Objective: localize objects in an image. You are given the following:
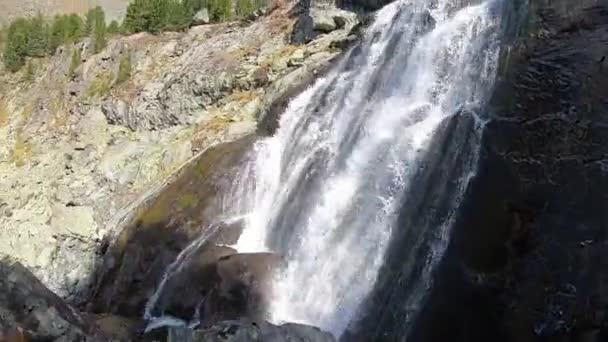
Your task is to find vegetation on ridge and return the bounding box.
[1,0,268,72]
[2,7,108,72]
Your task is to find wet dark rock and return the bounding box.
[337,0,393,12]
[208,253,284,323]
[0,257,102,341]
[292,14,316,44]
[89,136,255,318]
[153,245,237,320]
[167,320,335,342]
[406,1,608,342]
[93,315,140,341]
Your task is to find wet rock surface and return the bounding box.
[167,320,335,342]
[0,257,102,341]
[89,136,255,318]
[407,1,608,342]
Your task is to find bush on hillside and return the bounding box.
[2,8,115,72]
[48,14,85,54]
[107,20,121,34]
[116,51,132,84]
[124,0,195,34]
[4,18,31,72]
[26,15,48,57]
[68,48,82,78]
[86,7,107,53]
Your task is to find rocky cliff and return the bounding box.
[406,1,608,341]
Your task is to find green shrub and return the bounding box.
[236,0,256,18]
[23,60,35,82]
[124,0,211,34]
[86,73,112,98]
[68,48,82,78]
[208,0,232,21]
[26,15,49,57]
[48,14,84,54]
[107,20,121,34]
[116,52,132,84]
[4,18,30,72]
[86,7,107,53]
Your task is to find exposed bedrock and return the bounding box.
[408,1,608,342]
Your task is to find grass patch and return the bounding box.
[11,130,33,167]
[177,193,199,210]
[21,103,34,120]
[231,89,258,103]
[86,73,113,98]
[140,199,170,227]
[115,52,132,85]
[0,102,9,127]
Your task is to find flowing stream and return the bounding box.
[233,0,504,337]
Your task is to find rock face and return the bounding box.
[168,321,335,342]
[0,257,101,341]
[402,1,608,342]
[89,137,255,318]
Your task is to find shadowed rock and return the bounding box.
[0,257,103,341]
[168,320,335,342]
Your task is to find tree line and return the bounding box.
[2,7,109,72]
[2,0,267,72]
[122,0,266,34]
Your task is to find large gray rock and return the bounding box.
[311,10,337,33]
[168,320,335,342]
[192,8,210,25]
[258,52,338,135]
[0,257,101,341]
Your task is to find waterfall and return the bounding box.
[233,0,504,338]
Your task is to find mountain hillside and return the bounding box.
[0,0,129,25]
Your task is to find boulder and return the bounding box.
[192,9,210,26]
[258,52,338,135]
[212,252,283,319]
[152,245,237,320]
[311,10,337,33]
[101,99,135,130]
[168,320,335,342]
[89,137,256,317]
[291,14,316,44]
[0,257,101,341]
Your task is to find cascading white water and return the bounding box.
[232,0,504,337]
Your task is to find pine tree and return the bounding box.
[66,14,85,42]
[123,0,150,33]
[116,51,132,84]
[4,19,30,72]
[68,48,81,78]
[92,7,107,53]
[48,15,66,54]
[26,15,48,57]
[85,8,96,35]
[209,0,232,21]
[165,0,193,31]
[107,20,120,34]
